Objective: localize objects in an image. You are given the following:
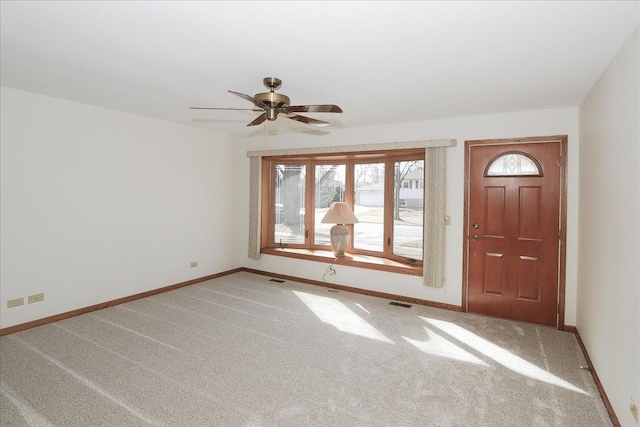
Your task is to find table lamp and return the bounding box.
[321,202,359,257]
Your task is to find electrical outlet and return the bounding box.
[631,396,638,424]
[7,298,24,308]
[28,293,44,304]
[190,261,198,268]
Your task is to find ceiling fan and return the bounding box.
[190,77,343,127]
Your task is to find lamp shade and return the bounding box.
[321,202,359,224]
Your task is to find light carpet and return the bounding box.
[0,271,612,426]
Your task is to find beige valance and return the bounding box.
[247,139,456,158]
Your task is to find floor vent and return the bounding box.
[269,278,285,283]
[389,302,412,308]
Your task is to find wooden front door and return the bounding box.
[465,139,564,327]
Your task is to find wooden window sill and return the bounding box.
[260,247,423,276]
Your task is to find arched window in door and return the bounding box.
[484,151,543,177]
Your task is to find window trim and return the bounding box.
[261,149,426,268]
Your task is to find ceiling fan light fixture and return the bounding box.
[266,108,278,121]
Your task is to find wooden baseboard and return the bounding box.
[564,325,620,427]
[241,267,463,312]
[0,268,243,336]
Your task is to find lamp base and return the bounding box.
[329,224,350,257]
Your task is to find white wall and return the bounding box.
[578,26,639,426]
[0,87,237,329]
[235,107,580,325]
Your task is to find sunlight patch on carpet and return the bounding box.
[403,327,488,366]
[293,291,394,344]
[421,317,589,395]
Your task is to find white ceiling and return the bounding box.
[1,1,638,137]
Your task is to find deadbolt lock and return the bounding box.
[472,223,479,229]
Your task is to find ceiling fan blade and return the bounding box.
[247,113,267,127]
[190,107,262,111]
[228,90,256,103]
[228,90,270,110]
[281,112,330,127]
[285,105,343,113]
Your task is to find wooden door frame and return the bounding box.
[462,135,568,329]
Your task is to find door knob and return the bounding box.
[472,235,480,241]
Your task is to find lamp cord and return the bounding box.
[322,258,338,292]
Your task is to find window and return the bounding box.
[354,162,385,252]
[394,160,424,261]
[485,151,542,177]
[315,164,346,246]
[273,163,306,245]
[249,140,452,284]
[262,150,425,266]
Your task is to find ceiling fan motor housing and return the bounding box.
[254,92,290,120]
